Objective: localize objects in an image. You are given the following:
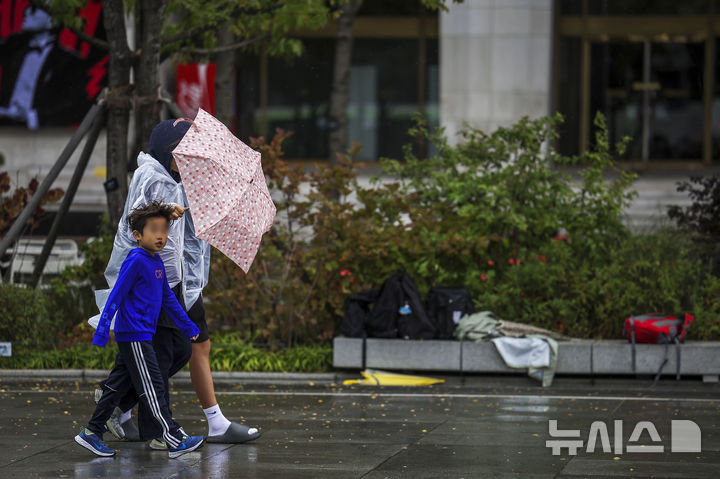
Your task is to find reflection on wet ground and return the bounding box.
[0,376,718,478]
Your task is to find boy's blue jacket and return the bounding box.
[92,248,200,347]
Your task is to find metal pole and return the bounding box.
[30,108,107,288]
[0,101,104,259]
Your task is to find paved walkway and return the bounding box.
[0,376,718,478]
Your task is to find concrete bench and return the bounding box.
[333,337,720,383]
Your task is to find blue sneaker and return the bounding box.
[74,428,116,457]
[168,435,204,458]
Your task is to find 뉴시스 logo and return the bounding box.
[546,419,701,455]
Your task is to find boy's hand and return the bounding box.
[170,206,187,219]
[190,334,199,341]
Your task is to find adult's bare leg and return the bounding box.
[189,338,261,443]
[189,339,216,408]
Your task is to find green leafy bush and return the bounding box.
[207,113,660,342]
[0,284,54,345]
[0,336,332,372]
[45,215,115,343]
[474,231,712,339]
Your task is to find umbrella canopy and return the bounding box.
[172,108,276,273]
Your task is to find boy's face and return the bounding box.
[132,216,169,254]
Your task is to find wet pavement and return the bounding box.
[0,375,718,478]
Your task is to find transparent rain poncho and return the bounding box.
[181,185,211,310]
[89,151,209,328]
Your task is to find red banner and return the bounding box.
[175,63,216,118]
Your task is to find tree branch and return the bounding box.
[27,0,110,51]
[185,34,267,56]
[160,3,284,48]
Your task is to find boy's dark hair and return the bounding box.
[127,201,174,234]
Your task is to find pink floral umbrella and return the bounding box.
[172,108,276,273]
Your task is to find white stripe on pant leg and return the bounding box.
[132,342,180,448]
[129,342,171,446]
[131,342,179,448]
[130,342,180,448]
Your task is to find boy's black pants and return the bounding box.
[88,341,184,448]
[102,326,191,440]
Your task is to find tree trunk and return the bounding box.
[134,0,169,158]
[102,0,132,228]
[327,0,362,166]
[214,27,236,129]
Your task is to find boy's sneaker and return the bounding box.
[74,428,116,457]
[168,435,204,459]
[148,438,167,450]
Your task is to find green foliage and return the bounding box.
[205,131,360,346]
[44,215,115,342]
[668,175,720,276]
[162,0,331,59]
[473,231,713,339]
[205,113,720,342]
[0,284,54,345]
[0,335,332,372]
[0,341,117,370]
[209,336,332,372]
[46,0,332,61]
[379,113,636,285]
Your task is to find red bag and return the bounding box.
[624,313,694,387]
[624,313,694,344]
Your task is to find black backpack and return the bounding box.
[427,286,475,339]
[340,289,379,338]
[370,272,436,340]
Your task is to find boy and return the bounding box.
[74,201,203,458]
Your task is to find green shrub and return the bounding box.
[0,284,54,345]
[206,113,645,342]
[0,336,332,372]
[45,215,115,342]
[473,231,713,339]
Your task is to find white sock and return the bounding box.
[203,404,231,436]
[121,409,132,424]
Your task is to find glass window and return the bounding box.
[352,38,419,159]
[648,42,704,160]
[589,41,703,161]
[559,0,583,15]
[588,0,710,15]
[265,39,334,159]
[358,0,420,17]
[556,37,582,156]
[245,36,437,160]
[590,42,645,159]
[710,39,720,158]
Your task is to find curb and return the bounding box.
[0,369,352,385]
